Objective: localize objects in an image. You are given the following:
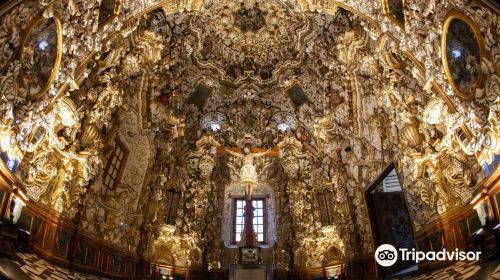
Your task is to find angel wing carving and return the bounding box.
[226,162,240,179]
[257,160,274,179]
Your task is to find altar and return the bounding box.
[229,264,272,280]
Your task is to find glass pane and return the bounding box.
[234,198,268,243]
[256,209,263,217]
[237,200,244,207]
[257,225,263,233]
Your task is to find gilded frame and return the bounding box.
[17,15,63,100]
[495,192,500,223]
[441,11,486,100]
[26,125,46,152]
[381,0,405,29]
[0,188,5,217]
[454,123,475,155]
[98,0,123,29]
[377,34,404,70]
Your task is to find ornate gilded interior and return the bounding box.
[0,0,498,279]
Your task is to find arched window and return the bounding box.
[233,198,267,243]
[103,140,127,192]
[317,190,335,226]
[165,189,181,225]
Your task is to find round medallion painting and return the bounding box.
[442,13,485,99]
[19,16,62,99]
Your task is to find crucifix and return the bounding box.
[217,136,278,248]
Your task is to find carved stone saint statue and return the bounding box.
[225,144,270,199]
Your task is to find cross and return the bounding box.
[216,146,279,157]
[217,145,278,247]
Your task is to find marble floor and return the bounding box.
[0,252,109,280]
[401,259,500,280]
[1,251,499,279]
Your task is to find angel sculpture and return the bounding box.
[225,144,271,199]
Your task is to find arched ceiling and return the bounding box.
[139,2,364,145]
[0,0,498,271]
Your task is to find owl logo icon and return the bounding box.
[375,244,398,267]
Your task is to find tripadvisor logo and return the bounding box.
[374,244,481,267]
[375,244,398,267]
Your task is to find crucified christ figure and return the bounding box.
[225,145,270,199]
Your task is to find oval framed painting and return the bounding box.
[441,11,486,99]
[17,15,63,100]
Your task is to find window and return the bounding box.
[233,198,266,243]
[277,123,291,133]
[317,191,335,226]
[201,112,226,133]
[103,141,126,191]
[165,190,181,225]
[30,126,45,146]
[271,112,297,133]
[0,152,18,172]
[6,159,18,172]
